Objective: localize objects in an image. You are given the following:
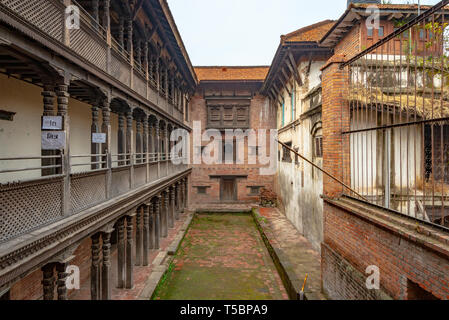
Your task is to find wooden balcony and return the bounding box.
[0,0,184,122]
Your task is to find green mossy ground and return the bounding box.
[153,213,287,300]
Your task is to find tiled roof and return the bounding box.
[194,66,270,81]
[350,3,438,10]
[281,20,335,43]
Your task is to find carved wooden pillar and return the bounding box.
[156,58,160,92]
[169,186,175,228]
[149,54,154,82]
[183,178,189,209]
[164,127,169,163]
[136,40,142,66]
[184,177,188,209]
[56,83,70,216]
[165,67,169,99]
[181,179,186,211]
[144,42,149,79]
[91,106,100,170]
[135,207,142,266]
[148,123,154,162]
[101,100,111,170]
[143,119,149,165]
[162,191,169,238]
[56,84,69,117]
[154,196,161,249]
[143,205,150,266]
[101,231,112,300]
[41,264,55,300]
[119,17,125,49]
[125,215,134,289]
[118,113,126,166]
[56,262,69,300]
[116,218,125,289]
[149,202,155,249]
[170,76,175,103]
[126,111,133,166]
[155,124,160,162]
[55,83,69,177]
[126,18,133,58]
[91,233,101,300]
[135,118,142,164]
[93,0,99,24]
[41,84,56,177]
[102,0,110,32]
[176,182,181,219]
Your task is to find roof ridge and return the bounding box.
[194,66,270,69]
[282,19,335,39]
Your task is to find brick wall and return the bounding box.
[188,84,276,206]
[321,19,449,300]
[322,201,449,300]
[334,23,360,58]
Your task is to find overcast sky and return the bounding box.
[167,0,441,66]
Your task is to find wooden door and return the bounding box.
[221,178,236,202]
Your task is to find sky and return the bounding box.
[167,0,441,67]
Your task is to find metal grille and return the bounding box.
[1,0,63,41]
[70,172,106,214]
[0,179,63,243]
[70,27,107,70]
[342,1,449,228]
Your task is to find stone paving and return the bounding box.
[255,207,326,300]
[153,213,289,300]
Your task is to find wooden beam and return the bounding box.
[132,0,145,20]
[287,50,303,87]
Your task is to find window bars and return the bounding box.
[341,0,449,228]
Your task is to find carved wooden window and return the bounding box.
[223,106,234,127]
[207,105,249,128]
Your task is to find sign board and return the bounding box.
[42,116,63,130]
[92,133,107,144]
[42,131,66,150]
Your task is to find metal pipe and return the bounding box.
[276,139,368,201]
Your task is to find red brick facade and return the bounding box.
[321,13,449,300]
[188,76,277,207]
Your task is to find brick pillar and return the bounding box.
[321,58,350,199]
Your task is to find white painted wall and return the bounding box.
[276,59,326,252]
[0,74,127,182]
[0,74,45,183]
